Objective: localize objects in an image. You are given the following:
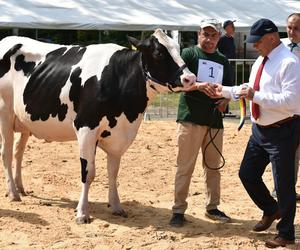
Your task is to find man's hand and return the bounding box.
[215,98,230,113]
[196,82,218,97]
[212,83,224,98]
[212,83,251,100]
[185,82,216,96]
[185,81,223,98]
[238,86,255,100]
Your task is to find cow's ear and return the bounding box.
[127,36,145,51]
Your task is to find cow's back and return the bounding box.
[0,36,125,141]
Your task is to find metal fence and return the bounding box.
[144,59,256,120]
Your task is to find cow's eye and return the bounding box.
[153,50,164,60]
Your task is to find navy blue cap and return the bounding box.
[223,20,235,29]
[246,18,278,43]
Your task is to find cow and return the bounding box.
[0,29,196,224]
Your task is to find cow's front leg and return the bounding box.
[13,132,30,195]
[107,153,127,217]
[75,128,97,224]
[0,118,20,201]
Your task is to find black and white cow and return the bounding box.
[0,29,196,223]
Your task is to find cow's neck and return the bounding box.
[145,80,163,105]
[140,56,170,106]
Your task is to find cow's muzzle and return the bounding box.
[180,71,196,88]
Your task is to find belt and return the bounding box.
[257,115,300,129]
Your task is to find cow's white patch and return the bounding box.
[98,112,143,156]
[77,44,124,86]
[153,29,184,68]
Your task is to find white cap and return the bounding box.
[200,18,222,32]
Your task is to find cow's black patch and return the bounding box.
[15,54,36,76]
[80,157,88,183]
[69,66,82,113]
[101,130,111,138]
[70,49,148,131]
[23,46,86,121]
[0,43,22,78]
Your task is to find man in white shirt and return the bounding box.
[219,18,300,248]
[282,13,300,57]
[272,13,300,200]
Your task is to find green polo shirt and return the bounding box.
[177,46,233,128]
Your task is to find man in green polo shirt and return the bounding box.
[170,18,233,227]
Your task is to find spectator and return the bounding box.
[218,20,236,59]
[218,20,236,113]
[272,13,300,200]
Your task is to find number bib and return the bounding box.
[197,59,224,84]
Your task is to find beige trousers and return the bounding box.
[172,122,224,213]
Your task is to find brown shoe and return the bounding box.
[265,236,295,248]
[253,211,281,232]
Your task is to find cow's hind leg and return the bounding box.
[107,153,127,217]
[75,129,97,224]
[13,132,30,195]
[0,117,20,201]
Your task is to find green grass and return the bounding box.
[150,93,248,112]
[151,93,180,107]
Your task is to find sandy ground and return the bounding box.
[0,119,300,250]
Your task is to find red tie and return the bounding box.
[252,56,268,120]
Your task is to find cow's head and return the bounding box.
[128,29,196,92]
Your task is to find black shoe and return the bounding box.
[169,213,186,227]
[205,209,231,223]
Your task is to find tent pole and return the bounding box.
[12,28,19,36]
[98,31,102,43]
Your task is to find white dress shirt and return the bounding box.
[281,37,300,58]
[222,43,300,126]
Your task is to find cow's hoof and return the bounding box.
[17,188,27,196]
[9,194,22,202]
[5,191,21,201]
[20,192,27,197]
[76,216,92,224]
[112,209,128,218]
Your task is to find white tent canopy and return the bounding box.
[0,0,300,32]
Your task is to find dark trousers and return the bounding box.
[239,118,300,240]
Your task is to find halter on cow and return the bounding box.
[0,29,196,223]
